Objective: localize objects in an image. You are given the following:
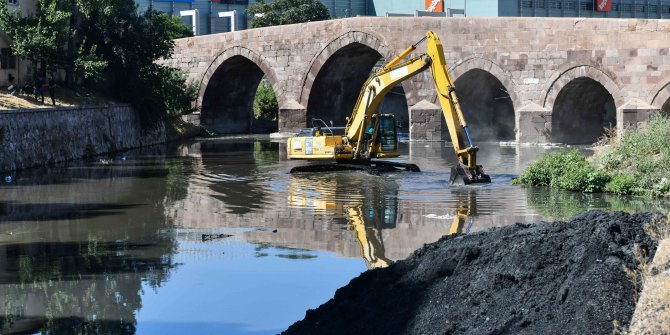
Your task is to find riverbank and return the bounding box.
[0,105,165,172]
[284,211,663,335]
[0,88,106,110]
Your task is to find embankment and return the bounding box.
[0,105,165,172]
[284,211,661,335]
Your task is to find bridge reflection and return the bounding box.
[168,139,509,267]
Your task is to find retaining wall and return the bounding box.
[0,105,165,172]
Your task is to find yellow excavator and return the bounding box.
[287,31,491,185]
[287,174,477,269]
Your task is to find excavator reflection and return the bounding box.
[288,175,477,269]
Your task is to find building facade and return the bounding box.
[135,0,369,35]
[368,0,670,18]
[505,0,670,18]
[0,0,36,87]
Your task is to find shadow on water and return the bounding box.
[0,144,195,187]
[0,238,178,334]
[198,140,278,215]
[0,202,142,222]
[0,143,192,335]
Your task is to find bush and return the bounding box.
[515,115,670,197]
[554,165,611,193]
[513,150,589,186]
[253,80,278,121]
[605,174,641,195]
[514,150,610,193]
[596,115,670,196]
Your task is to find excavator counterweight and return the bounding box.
[287,31,491,185]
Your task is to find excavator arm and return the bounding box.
[288,31,490,185]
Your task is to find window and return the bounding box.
[564,1,575,10]
[635,4,646,12]
[521,0,533,8]
[7,0,17,5]
[663,5,670,14]
[1,48,16,70]
[550,1,562,9]
[579,1,592,10]
[534,0,545,9]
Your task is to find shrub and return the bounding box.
[516,115,670,197]
[554,164,611,193]
[513,150,589,187]
[605,174,641,195]
[514,150,611,193]
[253,80,278,121]
[596,115,670,196]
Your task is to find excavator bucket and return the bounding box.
[449,163,491,185]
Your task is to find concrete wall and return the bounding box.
[0,105,165,172]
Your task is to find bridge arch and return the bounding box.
[198,46,281,134]
[651,81,670,115]
[299,31,411,128]
[448,57,519,141]
[543,65,622,144]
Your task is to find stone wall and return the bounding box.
[166,17,670,143]
[0,105,165,172]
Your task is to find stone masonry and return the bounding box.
[0,105,165,172]
[164,17,670,143]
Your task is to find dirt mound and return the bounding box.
[284,211,660,335]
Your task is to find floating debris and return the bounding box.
[201,233,233,242]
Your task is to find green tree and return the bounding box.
[2,0,197,125]
[247,0,330,28]
[0,0,72,71]
[253,80,278,121]
[71,2,196,124]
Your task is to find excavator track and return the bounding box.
[290,160,420,175]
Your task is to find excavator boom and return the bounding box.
[287,31,491,185]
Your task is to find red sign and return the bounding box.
[425,0,443,12]
[595,0,612,12]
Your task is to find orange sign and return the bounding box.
[425,0,444,12]
[595,0,612,12]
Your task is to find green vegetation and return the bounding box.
[515,115,670,197]
[598,115,670,196]
[247,0,331,28]
[0,0,71,70]
[253,80,278,121]
[0,0,196,127]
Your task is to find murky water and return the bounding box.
[1,137,668,334]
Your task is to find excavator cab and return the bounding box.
[363,114,399,159]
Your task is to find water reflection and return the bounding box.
[287,174,398,269]
[0,146,180,334]
[525,187,670,219]
[287,174,483,269]
[2,137,669,334]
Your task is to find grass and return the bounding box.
[619,218,670,335]
[515,115,670,197]
[0,86,107,110]
[624,244,651,304]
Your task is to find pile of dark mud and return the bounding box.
[284,211,660,335]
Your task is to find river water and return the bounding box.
[0,136,668,334]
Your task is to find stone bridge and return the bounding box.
[165,17,670,144]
